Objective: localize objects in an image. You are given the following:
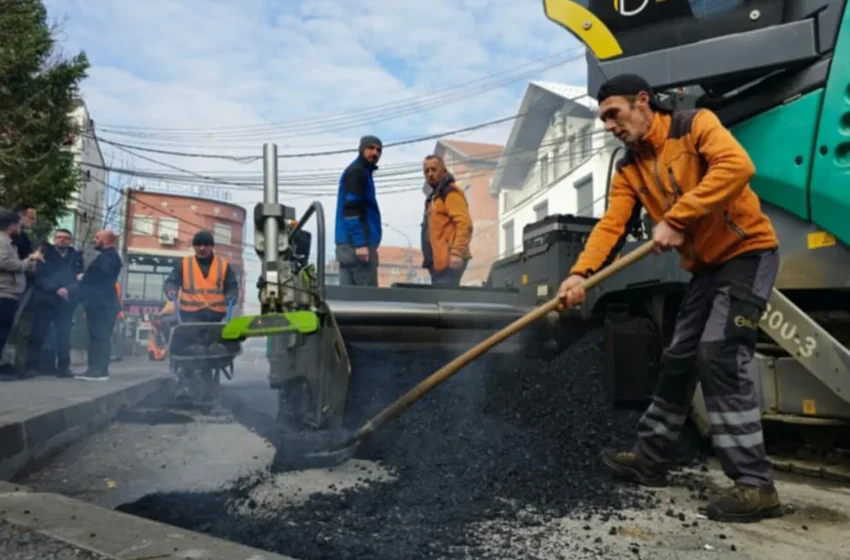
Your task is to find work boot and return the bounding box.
[600,448,668,487]
[702,483,783,523]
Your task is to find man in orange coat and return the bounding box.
[420,155,473,287]
[558,74,781,523]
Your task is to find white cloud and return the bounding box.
[44,0,589,282]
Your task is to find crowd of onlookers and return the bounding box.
[0,203,123,382]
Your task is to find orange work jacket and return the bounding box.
[115,282,125,319]
[425,180,473,272]
[178,255,229,314]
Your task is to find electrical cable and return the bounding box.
[83,88,598,162]
[97,48,584,138]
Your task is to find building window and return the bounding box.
[134,215,154,236]
[580,124,593,159]
[503,220,515,257]
[158,217,179,238]
[574,175,594,217]
[126,272,147,299]
[126,271,169,301]
[540,155,549,188]
[553,147,561,178]
[214,223,232,245]
[568,134,577,169]
[144,273,164,300]
[534,200,549,222]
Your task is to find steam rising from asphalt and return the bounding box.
[119,330,707,559]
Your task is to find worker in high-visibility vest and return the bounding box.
[148,299,176,360]
[115,282,125,320]
[163,230,238,323]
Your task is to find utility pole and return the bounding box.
[382,222,415,282]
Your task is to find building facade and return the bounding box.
[432,139,502,285]
[55,99,107,254]
[377,246,429,286]
[490,81,620,257]
[118,189,247,348]
[326,246,429,288]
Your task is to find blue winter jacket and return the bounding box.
[334,156,382,247]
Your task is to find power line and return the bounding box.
[84,88,597,162]
[96,48,583,138]
[80,136,610,203]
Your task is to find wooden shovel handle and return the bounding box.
[355,240,656,439]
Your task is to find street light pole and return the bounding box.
[382,222,415,282]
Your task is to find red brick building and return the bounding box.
[432,139,502,285]
[377,246,429,286]
[118,189,247,347]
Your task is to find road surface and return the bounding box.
[15,344,850,560]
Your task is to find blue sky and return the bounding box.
[43,0,588,279]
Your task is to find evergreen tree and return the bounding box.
[0,0,90,229]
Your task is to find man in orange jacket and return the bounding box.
[558,74,781,523]
[420,154,473,287]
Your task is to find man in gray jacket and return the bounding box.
[0,209,43,378]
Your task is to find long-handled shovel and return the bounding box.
[299,240,656,467]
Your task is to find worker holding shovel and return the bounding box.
[559,74,781,524]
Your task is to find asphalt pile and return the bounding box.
[118,329,708,559]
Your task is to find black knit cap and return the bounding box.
[596,74,673,114]
[359,134,382,152]
[192,230,215,246]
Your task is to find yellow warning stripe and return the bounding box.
[542,0,624,60]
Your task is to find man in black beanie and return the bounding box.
[559,73,782,523]
[164,229,239,323]
[334,134,383,286]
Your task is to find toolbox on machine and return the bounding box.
[487,214,598,305]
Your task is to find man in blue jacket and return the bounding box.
[334,135,383,286]
[22,228,83,378]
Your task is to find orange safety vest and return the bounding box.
[178,255,229,313]
[115,282,125,319]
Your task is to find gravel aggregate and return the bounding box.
[118,329,709,559]
[0,519,110,560]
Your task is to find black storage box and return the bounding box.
[487,214,598,305]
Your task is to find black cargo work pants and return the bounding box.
[26,302,75,373]
[429,259,469,287]
[336,244,379,287]
[633,248,779,489]
[0,297,20,357]
[84,303,119,375]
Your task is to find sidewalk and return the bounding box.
[0,359,171,480]
[0,481,295,560]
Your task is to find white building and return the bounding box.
[55,99,107,252]
[490,81,621,257]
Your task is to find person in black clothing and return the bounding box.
[163,230,239,323]
[10,203,35,260]
[76,230,123,381]
[22,228,83,378]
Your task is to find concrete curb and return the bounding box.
[0,375,169,481]
[0,481,296,559]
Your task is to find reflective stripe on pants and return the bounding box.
[633,249,779,488]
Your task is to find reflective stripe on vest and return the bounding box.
[115,282,125,319]
[178,255,228,313]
